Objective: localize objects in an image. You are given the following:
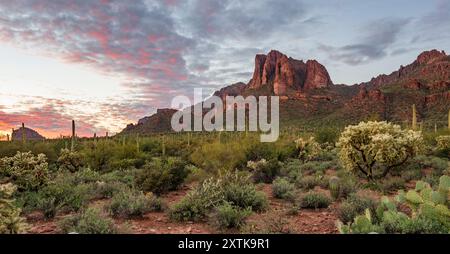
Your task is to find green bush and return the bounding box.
[279,159,302,182]
[135,157,189,195]
[222,174,268,212]
[314,128,339,145]
[380,177,406,194]
[337,194,378,224]
[249,159,280,183]
[211,202,252,229]
[414,155,449,174]
[0,151,49,191]
[108,189,162,218]
[170,172,267,221]
[91,181,126,199]
[169,177,224,221]
[296,175,319,190]
[57,149,83,172]
[299,192,331,209]
[272,177,295,200]
[58,208,117,234]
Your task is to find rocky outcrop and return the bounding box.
[11,127,45,141]
[122,108,178,134]
[213,82,247,101]
[248,50,332,95]
[416,50,447,65]
[304,60,333,90]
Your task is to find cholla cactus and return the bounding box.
[0,151,49,191]
[436,135,450,150]
[294,137,321,162]
[246,159,267,171]
[57,148,83,172]
[0,183,28,234]
[337,121,423,180]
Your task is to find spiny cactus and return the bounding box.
[411,104,417,130]
[71,120,76,152]
[21,123,26,144]
[0,183,28,234]
[136,134,140,153]
[329,176,340,200]
[448,108,450,130]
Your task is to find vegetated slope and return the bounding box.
[120,49,450,134]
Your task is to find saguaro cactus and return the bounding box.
[6,134,10,142]
[21,123,26,144]
[71,120,76,152]
[136,134,140,153]
[412,104,417,130]
[448,109,450,130]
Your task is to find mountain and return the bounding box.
[120,49,450,134]
[11,126,45,141]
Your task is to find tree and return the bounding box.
[337,121,423,180]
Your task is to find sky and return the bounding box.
[0,0,449,138]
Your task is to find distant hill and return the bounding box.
[11,126,45,141]
[120,49,450,135]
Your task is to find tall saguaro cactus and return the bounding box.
[21,123,26,144]
[448,109,450,130]
[71,120,76,152]
[412,104,417,130]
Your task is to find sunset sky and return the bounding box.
[0,0,449,138]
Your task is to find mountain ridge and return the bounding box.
[120,49,450,135]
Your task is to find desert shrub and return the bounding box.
[36,175,90,218]
[90,181,126,199]
[211,202,252,229]
[73,168,101,184]
[272,177,295,200]
[108,189,162,218]
[401,168,423,182]
[414,155,449,174]
[135,157,189,195]
[279,159,302,182]
[295,137,322,162]
[0,151,49,191]
[169,177,224,221]
[296,175,320,190]
[248,159,280,183]
[81,140,116,172]
[299,192,331,209]
[315,128,339,145]
[57,149,83,172]
[0,183,27,234]
[170,172,267,221]
[100,169,135,187]
[298,161,334,174]
[380,177,406,194]
[337,121,423,180]
[190,141,246,173]
[436,135,450,158]
[58,208,117,234]
[338,177,358,199]
[221,173,268,212]
[337,194,378,224]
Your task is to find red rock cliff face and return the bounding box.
[248,50,332,95]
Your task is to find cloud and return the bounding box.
[319,18,411,65]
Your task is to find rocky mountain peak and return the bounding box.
[416,49,447,64]
[248,50,332,95]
